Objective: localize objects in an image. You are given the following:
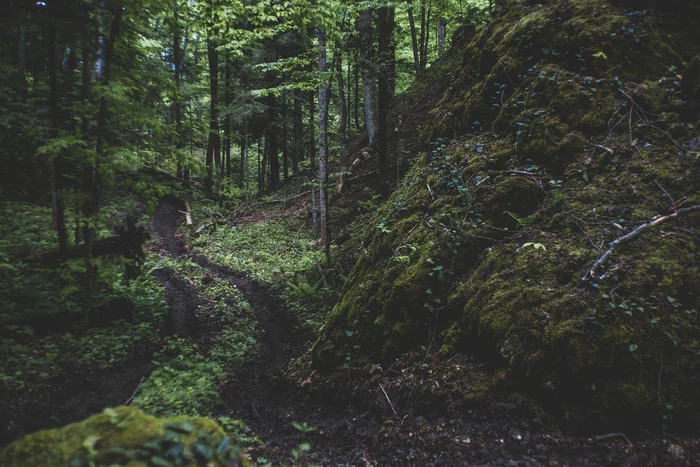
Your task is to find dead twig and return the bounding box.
[379,384,397,415]
[589,432,633,446]
[583,205,700,280]
[125,376,145,405]
[652,179,675,207]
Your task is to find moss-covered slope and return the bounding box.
[0,406,247,466]
[313,0,700,429]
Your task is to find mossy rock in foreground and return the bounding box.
[0,406,248,467]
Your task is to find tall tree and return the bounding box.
[317,27,330,260]
[204,1,219,194]
[334,47,347,155]
[377,5,395,182]
[358,8,377,145]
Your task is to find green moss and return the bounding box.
[315,0,700,428]
[0,406,247,467]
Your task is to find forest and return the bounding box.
[0,0,698,465]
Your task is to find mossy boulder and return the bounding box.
[315,0,700,430]
[0,406,247,467]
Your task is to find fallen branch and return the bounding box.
[379,384,397,415]
[125,376,145,405]
[589,432,633,446]
[583,205,700,280]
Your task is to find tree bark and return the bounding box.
[408,0,421,75]
[224,53,232,181]
[317,27,330,261]
[309,92,318,237]
[437,17,446,56]
[422,3,432,69]
[267,97,279,189]
[293,92,301,174]
[282,92,288,182]
[353,45,360,130]
[173,7,184,179]
[334,48,347,156]
[377,6,394,185]
[359,8,378,145]
[205,36,219,194]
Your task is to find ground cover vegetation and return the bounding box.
[1,0,699,465]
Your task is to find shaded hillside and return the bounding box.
[313,0,700,430]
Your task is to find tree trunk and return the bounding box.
[317,27,330,261]
[359,9,378,145]
[437,17,446,56]
[421,3,432,70]
[205,37,219,194]
[408,0,421,75]
[353,45,360,130]
[282,92,288,182]
[267,97,279,189]
[377,6,394,185]
[309,92,318,237]
[174,7,184,179]
[224,53,232,181]
[47,9,67,256]
[334,48,347,156]
[259,135,266,193]
[293,93,301,174]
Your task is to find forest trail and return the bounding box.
[151,196,359,464]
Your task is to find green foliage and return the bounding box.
[217,417,262,447]
[192,218,323,284]
[133,337,224,417]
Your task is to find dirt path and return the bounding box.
[150,197,700,466]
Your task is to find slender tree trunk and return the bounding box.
[267,97,279,189]
[173,7,184,179]
[240,130,246,188]
[293,93,301,174]
[282,92,288,181]
[419,3,426,71]
[334,48,347,156]
[47,10,67,256]
[346,46,352,131]
[205,37,219,194]
[422,3,432,70]
[353,45,360,130]
[224,53,231,181]
[377,6,394,185]
[359,8,378,145]
[258,135,265,193]
[437,17,446,56]
[408,0,421,75]
[317,28,330,260]
[309,92,318,237]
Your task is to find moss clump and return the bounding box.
[0,406,247,467]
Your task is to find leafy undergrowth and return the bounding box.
[313,0,700,432]
[0,202,169,445]
[192,215,323,285]
[133,255,260,418]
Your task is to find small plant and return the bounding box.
[520,242,546,252]
[291,421,316,434]
[217,417,262,447]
